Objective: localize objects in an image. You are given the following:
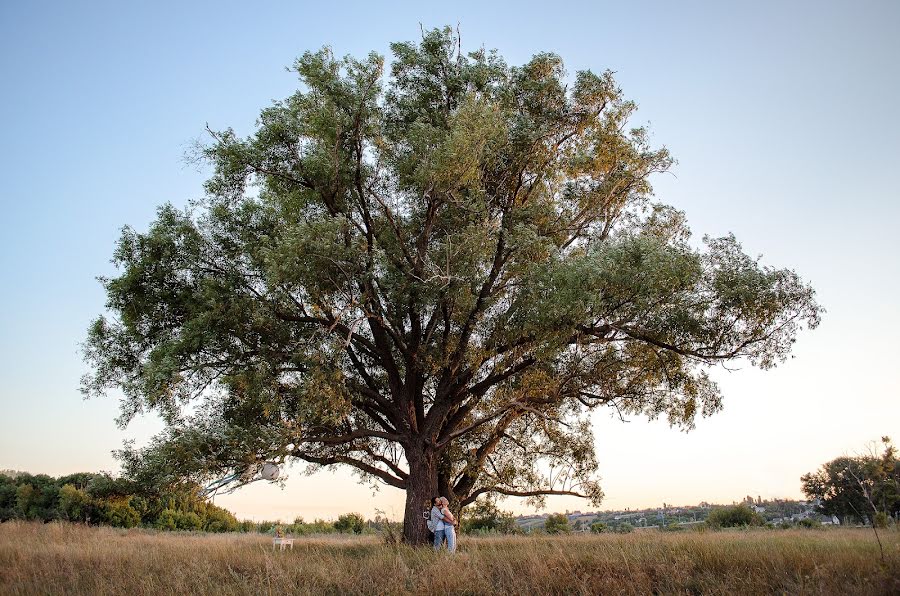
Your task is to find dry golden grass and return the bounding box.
[1,521,898,595]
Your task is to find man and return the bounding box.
[430,496,447,550]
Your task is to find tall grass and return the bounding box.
[1,521,897,594]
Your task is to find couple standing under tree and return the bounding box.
[429,497,457,552]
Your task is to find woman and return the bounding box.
[430,496,446,550]
[439,497,457,553]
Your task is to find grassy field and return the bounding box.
[1,522,898,595]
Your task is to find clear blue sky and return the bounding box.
[1,0,898,520]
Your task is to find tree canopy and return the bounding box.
[801,438,899,524]
[83,27,820,544]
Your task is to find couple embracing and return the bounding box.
[428,496,457,552]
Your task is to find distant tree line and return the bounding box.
[0,470,404,536]
[0,471,240,531]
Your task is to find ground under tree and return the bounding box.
[84,27,821,545]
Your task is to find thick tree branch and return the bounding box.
[295,453,407,489]
[461,486,589,507]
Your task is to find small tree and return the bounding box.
[176,510,203,531]
[102,498,141,528]
[58,484,91,522]
[0,476,16,521]
[589,520,607,533]
[544,513,571,534]
[156,509,178,530]
[15,484,37,520]
[204,506,240,532]
[461,496,519,534]
[797,517,822,529]
[334,512,366,534]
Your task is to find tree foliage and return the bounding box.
[801,438,899,524]
[334,512,366,534]
[0,471,238,531]
[83,27,820,543]
[544,512,571,534]
[706,504,764,529]
[460,496,519,534]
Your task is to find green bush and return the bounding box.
[0,470,256,533]
[614,523,634,534]
[309,519,336,534]
[797,517,823,529]
[15,484,37,519]
[590,521,608,533]
[544,513,571,534]
[176,511,203,531]
[461,498,520,535]
[205,507,239,532]
[57,485,90,522]
[155,509,178,531]
[103,499,141,528]
[706,505,764,529]
[334,513,366,534]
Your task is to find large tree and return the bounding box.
[801,438,899,524]
[84,28,820,544]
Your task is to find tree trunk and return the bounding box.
[402,449,438,545]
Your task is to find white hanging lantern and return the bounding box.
[260,462,280,480]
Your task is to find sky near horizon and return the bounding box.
[1,0,898,521]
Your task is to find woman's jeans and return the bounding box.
[433,528,446,550]
[444,525,457,552]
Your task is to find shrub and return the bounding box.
[176,511,203,531]
[873,512,891,529]
[103,499,141,528]
[0,476,17,521]
[544,513,571,534]
[798,517,823,529]
[590,521,608,533]
[306,519,336,534]
[58,484,90,522]
[204,507,239,532]
[707,505,764,529]
[334,513,366,534]
[614,523,634,534]
[461,498,520,534]
[155,509,178,531]
[15,484,37,519]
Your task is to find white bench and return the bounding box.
[273,537,294,551]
